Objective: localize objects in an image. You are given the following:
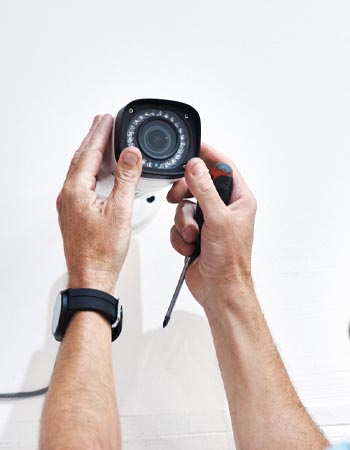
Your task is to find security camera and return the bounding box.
[97,99,201,229]
[114,98,201,198]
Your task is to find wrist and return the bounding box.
[68,270,117,296]
[204,284,268,348]
[67,310,112,338]
[203,279,258,322]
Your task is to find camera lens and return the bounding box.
[124,107,193,171]
[138,119,177,160]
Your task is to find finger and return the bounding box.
[105,147,142,221]
[200,142,253,203]
[70,114,114,189]
[199,142,231,169]
[167,142,252,204]
[65,115,102,182]
[166,141,225,203]
[80,115,103,153]
[167,178,193,204]
[166,141,231,204]
[170,225,195,257]
[184,158,227,224]
[174,200,199,243]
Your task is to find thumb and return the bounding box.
[185,158,226,224]
[107,147,142,219]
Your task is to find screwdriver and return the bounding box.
[163,162,234,328]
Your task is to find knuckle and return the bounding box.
[170,226,179,244]
[175,200,194,230]
[199,177,214,194]
[247,194,257,213]
[252,196,257,212]
[60,182,76,200]
[170,226,178,248]
[70,149,81,166]
[73,148,81,159]
[175,202,183,215]
[116,168,138,185]
[56,191,62,209]
[174,215,182,232]
[183,199,196,210]
[182,224,197,243]
[167,190,177,204]
[175,200,187,218]
[170,226,191,256]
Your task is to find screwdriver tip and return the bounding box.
[163,316,170,328]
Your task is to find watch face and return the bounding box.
[52,292,62,336]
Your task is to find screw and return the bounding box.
[184,113,189,119]
[129,107,134,114]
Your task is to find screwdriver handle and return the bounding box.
[191,162,234,261]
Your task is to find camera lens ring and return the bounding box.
[126,109,190,170]
[137,119,178,160]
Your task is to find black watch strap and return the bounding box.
[66,288,123,341]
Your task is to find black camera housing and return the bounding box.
[114,99,201,179]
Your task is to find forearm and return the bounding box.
[40,311,120,450]
[205,284,329,450]
[41,115,142,449]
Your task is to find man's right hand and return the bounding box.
[168,144,330,450]
[167,143,257,313]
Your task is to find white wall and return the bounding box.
[0,0,349,448]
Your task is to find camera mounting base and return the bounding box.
[131,194,162,232]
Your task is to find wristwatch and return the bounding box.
[52,288,123,342]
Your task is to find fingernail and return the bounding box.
[191,160,207,176]
[122,151,139,166]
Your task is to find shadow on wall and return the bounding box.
[1,239,234,450]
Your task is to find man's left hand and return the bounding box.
[56,114,142,295]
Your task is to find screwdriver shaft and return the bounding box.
[162,256,191,328]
